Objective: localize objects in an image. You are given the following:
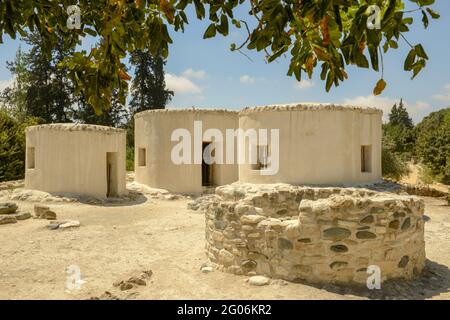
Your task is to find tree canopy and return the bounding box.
[0,0,439,113]
[129,49,173,114]
[388,99,413,129]
[415,108,450,184]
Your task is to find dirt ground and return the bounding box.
[400,163,449,194]
[0,192,449,300]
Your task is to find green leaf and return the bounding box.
[421,10,429,29]
[203,24,216,39]
[217,15,229,36]
[426,8,440,19]
[404,49,416,71]
[415,44,428,60]
[193,0,205,19]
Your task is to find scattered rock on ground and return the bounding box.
[187,194,220,212]
[141,270,153,279]
[248,276,271,286]
[14,212,32,221]
[127,277,146,286]
[119,282,134,291]
[271,279,289,286]
[90,291,120,300]
[0,202,18,215]
[201,266,214,274]
[164,194,179,201]
[10,189,77,203]
[59,220,81,229]
[47,220,80,230]
[34,204,57,220]
[0,215,17,225]
[0,180,24,191]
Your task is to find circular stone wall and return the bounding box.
[238,104,382,185]
[134,108,239,194]
[205,183,426,285]
[25,124,126,198]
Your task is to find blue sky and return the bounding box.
[1,1,449,123]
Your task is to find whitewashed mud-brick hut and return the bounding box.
[134,109,239,194]
[238,104,383,185]
[25,124,126,198]
[134,104,382,193]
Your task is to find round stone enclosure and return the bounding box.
[205,183,426,285]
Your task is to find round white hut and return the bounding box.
[25,124,126,198]
[134,109,239,194]
[238,104,382,185]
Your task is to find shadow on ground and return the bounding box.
[309,260,450,300]
[78,190,149,207]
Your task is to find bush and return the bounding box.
[0,110,39,182]
[415,108,450,184]
[382,134,410,181]
[126,146,134,172]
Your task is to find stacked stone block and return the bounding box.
[205,183,426,285]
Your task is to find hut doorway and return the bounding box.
[106,152,119,197]
[202,142,215,187]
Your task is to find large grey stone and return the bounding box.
[0,202,18,215]
[14,212,32,221]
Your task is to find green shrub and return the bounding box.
[0,110,39,182]
[415,108,450,184]
[126,146,134,172]
[382,134,409,181]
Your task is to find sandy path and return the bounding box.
[401,163,449,193]
[0,196,449,300]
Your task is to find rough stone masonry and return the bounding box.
[205,183,426,285]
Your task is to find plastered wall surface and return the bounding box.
[134,109,239,194]
[239,104,382,185]
[25,124,126,198]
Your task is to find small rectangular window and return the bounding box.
[361,145,372,173]
[138,148,146,167]
[27,147,35,169]
[252,145,270,170]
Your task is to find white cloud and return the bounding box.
[342,95,431,122]
[165,74,202,94]
[0,78,14,92]
[294,79,315,90]
[432,84,450,102]
[182,68,207,80]
[239,75,256,84]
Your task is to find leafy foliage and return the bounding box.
[129,49,173,114]
[0,110,39,182]
[2,32,74,123]
[0,0,439,113]
[388,99,413,128]
[382,131,409,180]
[73,88,130,127]
[414,107,450,184]
[126,147,135,172]
[383,99,415,156]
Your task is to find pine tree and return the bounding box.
[127,49,173,155]
[3,32,74,123]
[388,99,413,129]
[1,47,29,120]
[384,99,416,157]
[129,49,173,114]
